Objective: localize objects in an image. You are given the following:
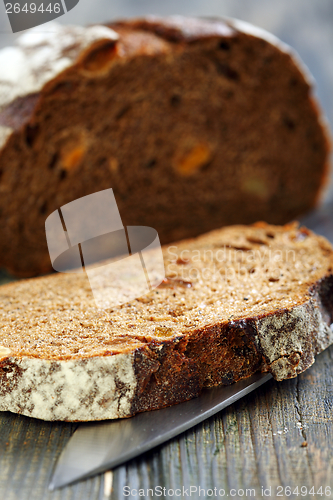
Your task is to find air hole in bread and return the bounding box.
[225,245,252,251]
[48,153,58,170]
[216,62,239,80]
[170,94,181,106]
[146,159,157,169]
[25,124,39,148]
[59,169,67,180]
[39,201,47,215]
[283,117,296,130]
[218,40,230,51]
[116,104,131,120]
[246,236,268,245]
[49,81,77,96]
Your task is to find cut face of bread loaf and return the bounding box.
[0,16,330,277]
[0,222,333,421]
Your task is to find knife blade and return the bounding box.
[49,371,272,490]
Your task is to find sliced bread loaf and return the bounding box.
[0,222,333,421]
[0,16,330,277]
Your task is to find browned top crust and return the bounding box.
[108,16,236,42]
[0,15,315,141]
[0,17,330,277]
[1,222,333,421]
[0,222,332,361]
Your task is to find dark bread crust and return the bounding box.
[131,340,202,415]
[0,16,330,278]
[1,274,332,420]
[0,16,232,129]
[130,276,333,416]
[1,222,333,421]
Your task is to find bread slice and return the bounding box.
[0,222,333,421]
[0,16,330,277]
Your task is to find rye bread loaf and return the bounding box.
[0,16,330,277]
[0,221,333,422]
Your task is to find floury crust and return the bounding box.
[1,278,333,421]
[0,17,329,277]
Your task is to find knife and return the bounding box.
[48,202,331,491]
[49,371,272,490]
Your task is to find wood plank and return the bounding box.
[1,346,332,499]
[109,347,333,500]
[1,204,333,498]
[0,413,103,500]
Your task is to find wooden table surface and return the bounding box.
[1,203,333,500]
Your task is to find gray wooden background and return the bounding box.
[1,1,333,499]
[1,344,333,500]
[1,212,333,500]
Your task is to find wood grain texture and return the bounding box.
[1,346,332,499]
[1,205,333,499]
[107,346,333,500]
[0,415,103,499]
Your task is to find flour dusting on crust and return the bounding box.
[0,353,136,421]
[0,22,118,149]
